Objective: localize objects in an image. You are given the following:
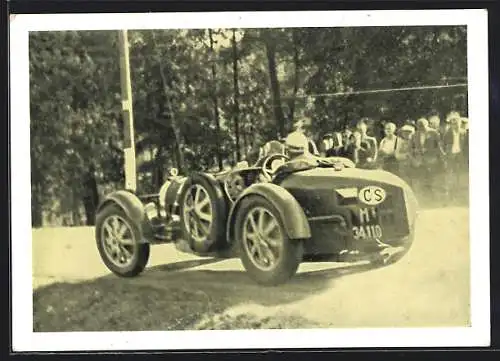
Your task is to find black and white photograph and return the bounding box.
[10,10,489,351]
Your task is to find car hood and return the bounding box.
[287,166,410,190]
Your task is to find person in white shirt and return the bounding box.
[395,124,415,184]
[442,115,465,197]
[356,118,378,163]
[378,122,399,173]
[293,118,320,156]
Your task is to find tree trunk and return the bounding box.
[232,29,241,162]
[31,183,43,228]
[154,145,164,189]
[242,127,249,160]
[209,29,223,171]
[151,30,185,173]
[288,30,300,125]
[82,166,99,226]
[264,35,286,139]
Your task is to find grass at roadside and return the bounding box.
[34,278,219,331]
[33,276,320,332]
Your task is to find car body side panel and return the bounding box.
[227,182,312,244]
[96,190,154,243]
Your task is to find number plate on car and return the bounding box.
[352,207,383,240]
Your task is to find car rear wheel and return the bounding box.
[235,195,303,286]
[179,174,227,254]
[95,204,150,277]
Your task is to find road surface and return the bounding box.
[32,207,470,328]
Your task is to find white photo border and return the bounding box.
[10,9,490,351]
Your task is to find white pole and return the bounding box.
[118,29,137,192]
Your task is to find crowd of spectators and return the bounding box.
[317,112,469,201]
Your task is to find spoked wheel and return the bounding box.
[179,174,227,254]
[95,204,150,277]
[235,195,303,286]
[242,207,283,271]
[183,184,214,243]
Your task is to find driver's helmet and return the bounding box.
[285,131,309,158]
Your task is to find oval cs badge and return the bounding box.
[358,185,386,206]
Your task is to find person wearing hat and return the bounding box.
[283,130,318,166]
[410,117,445,194]
[395,124,416,184]
[443,111,460,134]
[442,114,466,197]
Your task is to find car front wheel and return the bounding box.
[235,195,303,286]
[95,204,150,277]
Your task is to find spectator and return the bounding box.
[428,114,442,135]
[325,132,343,157]
[444,111,460,134]
[345,131,373,167]
[345,131,361,165]
[294,118,320,156]
[378,122,399,173]
[319,133,334,157]
[337,128,353,158]
[410,117,445,194]
[356,118,378,163]
[461,117,469,169]
[442,114,466,196]
[395,124,415,184]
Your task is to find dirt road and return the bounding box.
[32,207,470,329]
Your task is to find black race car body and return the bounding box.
[95,154,418,285]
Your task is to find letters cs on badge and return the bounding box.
[358,185,386,206]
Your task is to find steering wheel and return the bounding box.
[261,153,290,180]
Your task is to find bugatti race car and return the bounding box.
[95,151,418,286]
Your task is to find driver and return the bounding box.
[284,131,318,166]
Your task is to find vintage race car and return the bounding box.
[95,152,418,286]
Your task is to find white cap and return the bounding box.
[446,111,461,123]
[401,124,415,133]
[285,131,309,154]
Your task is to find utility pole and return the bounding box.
[118,29,137,192]
[232,29,241,162]
[208,29,223,171]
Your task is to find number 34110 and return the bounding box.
[352,225,383,240]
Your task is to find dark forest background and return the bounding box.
[29,26,467,227]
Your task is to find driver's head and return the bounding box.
[285,131,309,159]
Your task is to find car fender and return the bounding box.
[160,176,188,210]
[227,182,311,244]
[95,190,153,243]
